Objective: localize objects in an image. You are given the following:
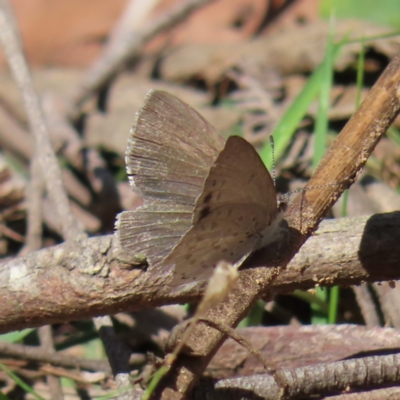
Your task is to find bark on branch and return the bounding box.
[1,212,399,334]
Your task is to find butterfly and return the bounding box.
[116,90,284,289]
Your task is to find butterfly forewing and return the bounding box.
[126,90,225,204]
[117,90,225,268]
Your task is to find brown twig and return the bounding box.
[0,340,146,373]
[0,98,119,234]
[19,156,43,255]
[93,316,132,388]
[352,285,381,328]
[199,318,272,372]
[373,283,400,328]
[1,212,400,334]
[37,326,63,400]
[212,353,400,399]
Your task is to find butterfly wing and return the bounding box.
[116,90,225,267]
[194,136,278,228]
[165,135,280,287]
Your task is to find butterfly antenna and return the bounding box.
[285,182,343,198]
[269,135,276,187]
[268,134,343,206]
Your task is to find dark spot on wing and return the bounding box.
[204,193,213,203]
[199,206,211,220]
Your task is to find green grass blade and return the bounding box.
[313,19,335,168]
[0,391,11,400]
[259,43,342,170]
[0,329,34,343]
[0,362,46,400]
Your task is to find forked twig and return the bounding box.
[156,52,400,397]
[68,0,216,118]
[0,0,84,242]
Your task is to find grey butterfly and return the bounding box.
[116,90,284,288]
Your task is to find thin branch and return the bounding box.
[0,341,112,372]
[0,0,84,242]
[37,326,63,400]
[68,0,216,117]
[352,285,381,327]
[19,156,43,255]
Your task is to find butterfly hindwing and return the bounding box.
[166,204,268,287]
[165,135,279,286]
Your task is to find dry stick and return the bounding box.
[25,160,60,397]
[327,388,400,399]
[19,156,43,255]
[199,318,272,371]
[0,5,71,399]
[1,212,400,334]
[0,4,82,243]
[37,326,63,400]
[21,158,63,399]
[105,0,161,52]
[68,0,216,118]
[0,2,83,243]
[0,1,131,391]
[0,340,113,373]
[353,285,381,328]
[373,283,400,328]
[156,53,400,397]
[212,353,400,399]
[0,8,78,400]
[0,87,120,234]
[93,316,132,389]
